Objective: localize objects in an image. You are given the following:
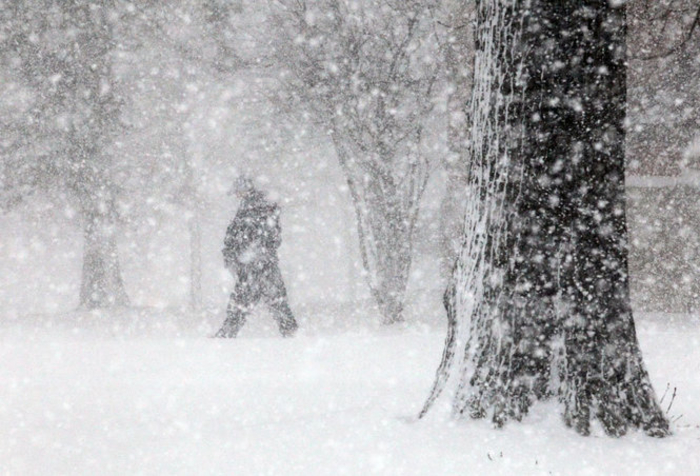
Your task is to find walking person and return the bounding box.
[215,176,298,338]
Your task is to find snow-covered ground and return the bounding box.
[1,310,698,476]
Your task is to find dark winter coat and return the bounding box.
[222,190,282,272]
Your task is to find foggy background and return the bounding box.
[1,0,699,322]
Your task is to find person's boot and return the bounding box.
[279,319,298,337]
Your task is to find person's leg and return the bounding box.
[215,273,259,338]
[214,295,248,338]
[262,265,298,337]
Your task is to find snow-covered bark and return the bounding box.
[422,0,669,437]
[439,1,475,279]
[333,140,427,324]
[421,0,529,420]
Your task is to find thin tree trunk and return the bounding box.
[334,142,415,325]
[188,207,203,311]
[80,210,129,309]
[353,178,412,325]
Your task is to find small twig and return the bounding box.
[666,387,677,414]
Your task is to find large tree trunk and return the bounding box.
[422,0,669,437]
[80,209,129,309]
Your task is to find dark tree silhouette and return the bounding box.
[422,0,670,437]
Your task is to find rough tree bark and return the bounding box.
[421,0,669,437]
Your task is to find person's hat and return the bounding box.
[228,175,254,196]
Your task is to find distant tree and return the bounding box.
[0,0,251,311]
[268,0,441,324]
[421,0,670,437]
[122,0,249,311]
[0,0,129,309]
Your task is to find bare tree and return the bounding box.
[268,0,441,324]
[629,0,700,60]
[1,0,255,311]
[421,0,669,437]
[1,0,129,308]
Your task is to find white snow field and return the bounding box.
[1,310,699,476]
